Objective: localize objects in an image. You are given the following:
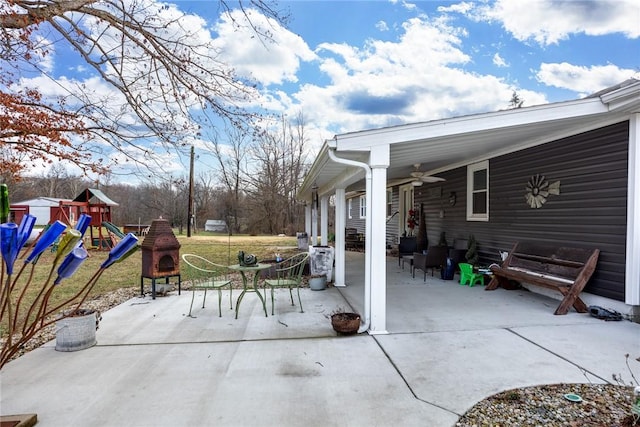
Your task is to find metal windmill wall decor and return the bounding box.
[525,174,561,208]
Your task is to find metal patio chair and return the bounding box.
[181,254,233,317]
[264,252,309,315]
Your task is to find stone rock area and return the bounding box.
[457,383,636,427]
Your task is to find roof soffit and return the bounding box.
[300,145,369,197]
[333,98,607,151]
[300,84,639,199]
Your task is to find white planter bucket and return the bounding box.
[309,275,327,291]
[55,311,97,352]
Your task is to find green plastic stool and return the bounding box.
[458,263,485,287]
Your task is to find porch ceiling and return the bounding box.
[300,87,637,200]
[384,112,615,182]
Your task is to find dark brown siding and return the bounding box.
[415,121,629,301]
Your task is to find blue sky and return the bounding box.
[21,0,640,180]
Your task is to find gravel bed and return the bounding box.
[2,287,140,361]
[456,383,637,427]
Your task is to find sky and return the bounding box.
[17,0,640,181]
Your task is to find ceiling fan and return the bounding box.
[409,164,445,186]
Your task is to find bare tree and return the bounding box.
[193,170,219,230]
[41,163,70,198]
[107,183,141,226]
[245,112,309,234]
[0,142,29,186]
[135,176,188,228]
[1,0,286,179]
[283,111,309,233]
[205,125,253,234]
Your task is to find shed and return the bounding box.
[205,220,227,232]
[11,197,69,225]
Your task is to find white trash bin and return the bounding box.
[309,245,334,282]
[297,232,309,250]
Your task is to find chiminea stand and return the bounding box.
[140,274,181,300]
[139,218,182,300]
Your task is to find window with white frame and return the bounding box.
[348,199,352,219]
[467,160,489,221]
[359,195,366,218]
[386,188,393,217]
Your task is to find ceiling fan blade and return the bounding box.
[420,176,446,183]
[408,163,445,183]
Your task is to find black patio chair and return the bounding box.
[398,236,417,267]
[413,246,449,281]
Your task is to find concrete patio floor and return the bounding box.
[1,252,638,426]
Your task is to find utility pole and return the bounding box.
[187,145,194,237]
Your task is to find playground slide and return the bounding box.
[102,221,126,239]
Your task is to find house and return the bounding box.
[299,78,640,334]
[204,219,227,232]
[346,189,400,249]
[344,191,365,228]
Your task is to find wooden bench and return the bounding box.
[485,242,600,315]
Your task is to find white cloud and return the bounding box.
[70,65,88,73]
[32,35,55,73]
[472,0,640,45]
[536,62,639,94]
[17,71,191,175]
[108,143,186,177]
[399,1,418,12]
[285,16,548,136]
[437,2,475,14]
[492,53,508,67]
[18,1,583,181]
[212,8,317,86]
[376,20,389,32]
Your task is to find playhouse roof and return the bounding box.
[72,188,119,206]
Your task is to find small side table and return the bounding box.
[228,263,271,318]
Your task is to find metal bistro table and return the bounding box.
[228,263,271,318]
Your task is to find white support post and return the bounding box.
[334,188,346,287]
[321,196,329,246]
[368,145,389,334]
[626,113,640,306]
